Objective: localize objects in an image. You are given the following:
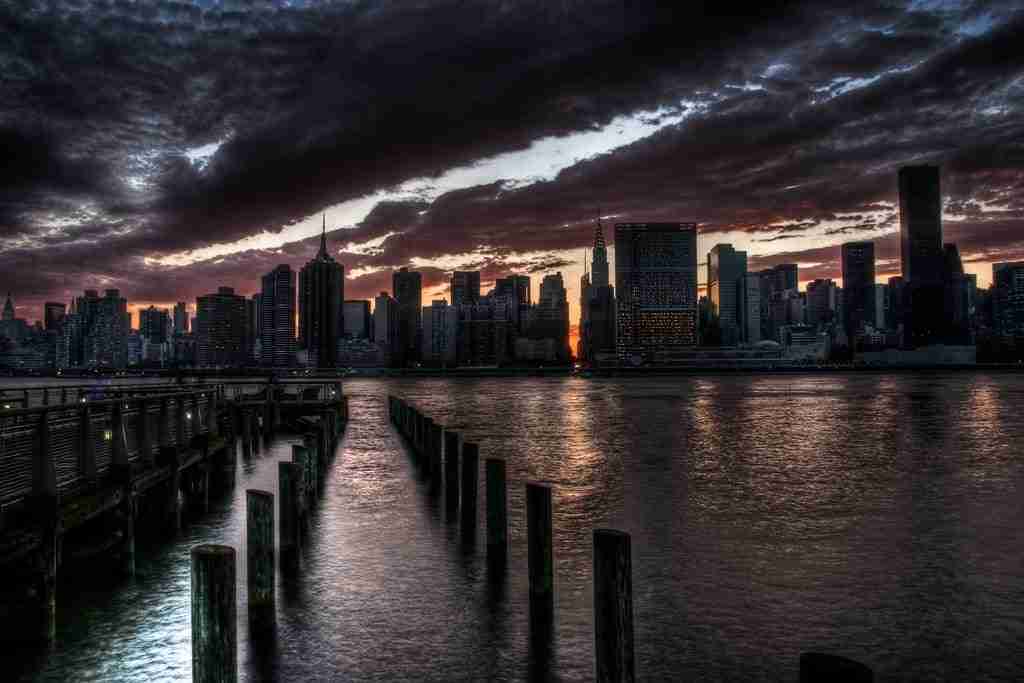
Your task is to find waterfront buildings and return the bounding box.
[580,221,616,363]
[261,264,296,367]
[899,165,945,347]
[451,271,481,307]
[195,286,248,367]
[708,244,748,346]
[392,267,422,366]
[139,306,169,345]
[993,262,1024,340]
[738,273,761,344]
[615,222,698,363]
[343,300,372,339]
[421,299,456,365]
[841,241,876,341]
[299,223,345,368]
[43,302,65,331]
[373,292,399,362]
[173,302,189,335]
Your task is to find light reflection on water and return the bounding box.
[6,373,1024,681]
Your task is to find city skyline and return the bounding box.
[2,3,1023,336]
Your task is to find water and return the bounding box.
[6,374,1024,681]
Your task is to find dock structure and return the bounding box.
[0,378,348,647]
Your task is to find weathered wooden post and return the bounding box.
[423,417,436,475]
[799,653,874,682]
[291,444,310,512]
[431,422,443,482]
[110,401,136,577]
[246,490,275,619]
[42,387,49,406]
[593,529,635,683]
[485,458,508,568]
[191,544,237,683]
[278,462,300,570]
[527,483,554,617]
[461,442,479,541]
[444,430,460,520]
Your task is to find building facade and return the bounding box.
[196,286,248,367]
[299,224,345,368]
[708,244,748,346]
[841,241,876,340]
[392,267,422,366]
[615,222,698,363]
[261,264,296,367]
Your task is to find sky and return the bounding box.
[2,0,1024,347]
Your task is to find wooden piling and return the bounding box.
[799,653,874,682]
[460,442,479,539]
[246,490,275,613]
[290,445,309,514]
[444,430,460,519]
[242,411,252,458]
[526,483,554,616]
[485,458,508,567]
[191,544,238,683]
[278,462,300,567]
[593,529,635,683]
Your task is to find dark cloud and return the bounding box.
[1,1,1023,321]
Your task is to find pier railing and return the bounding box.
[0,389,219,507]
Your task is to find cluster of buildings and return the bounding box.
[3,165,1024,372]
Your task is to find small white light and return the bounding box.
[80,397,87,403]
[2,403,10,410]
[103,429,112,441]
[185,411,193,420]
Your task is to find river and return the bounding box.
[5,373,1024,681]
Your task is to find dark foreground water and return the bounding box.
[7,374,1024,681]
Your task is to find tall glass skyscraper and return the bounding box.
[299,220,344,368]
[261,264,296,367]
[614,222,698,364]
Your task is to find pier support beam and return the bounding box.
[191,544,237,683]
[527,483,554,618]
[593,529,635,683]
[460,442,479,543]
[486,458,508,569]
[279,462,300,570]
[247,490,275,621]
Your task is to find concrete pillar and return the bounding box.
[444,430,460,521]
[117,494,136,577]
[79,404,97,482]
[799,653,874,682]
[593,529,635,683]
[34,411,57,498]
[138,398,154,466]
[526,483,554,617]
[460,442,479,542]
[191,544,238,683]
[246,490,275,614]
[485,458,508,568]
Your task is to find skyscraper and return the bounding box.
[261,264,296,367]
[173,302,189,335]
[196,286,247,367]
[738,273,761,344]
[533,272,570,361]
[43,302,66,331]
[392,267,422,365]
[899,165,945,347]
[139,305,169,344]
[451,271,481,307]
[708,244,748,346]
[993,262,1024,340]
[87,289,130,368]
[299,220,345,368]
[580,220,616,362]
[373,292,399,363]
[2,293,13,322]
[841,241,876,340]
[805,279,838,330]
[615,222,698,363]
[343,300,372,339]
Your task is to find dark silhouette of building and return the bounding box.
[173,301,189,335]
[708,244,748,345]
[615,222,698,363]
[529,272,570,362]
[993,262,1024,341]
[805,279,838,331]
[343,300,371,339]
[580,220,616,363]
[392,267,422,365]
[841,241,876,340]
[757,264,799,341]
[139,305,169,344]
[899,165,945,347]
[451,271,481,307]
[196,286,247,367]
[299,220,345,368]
[43,302,65,331]
[261,264,296,367]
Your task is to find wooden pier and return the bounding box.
[0,379,348,647]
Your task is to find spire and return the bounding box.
[318,214,328,259]
[593,212,606,251]
[2,292,14,321]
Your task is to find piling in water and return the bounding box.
[246,490,275,614]
[485,458,508,568]
[291,445,308,515]
[460,442,479,542]
[278,462,300,568]
[593,529,635,683]
[526,482,554,617]
[191,544,237,683]
[799,653,873,682]
[444,430,460,520]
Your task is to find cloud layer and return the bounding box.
[1,0,1023,321]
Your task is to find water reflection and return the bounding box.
[6,374,1024,681]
